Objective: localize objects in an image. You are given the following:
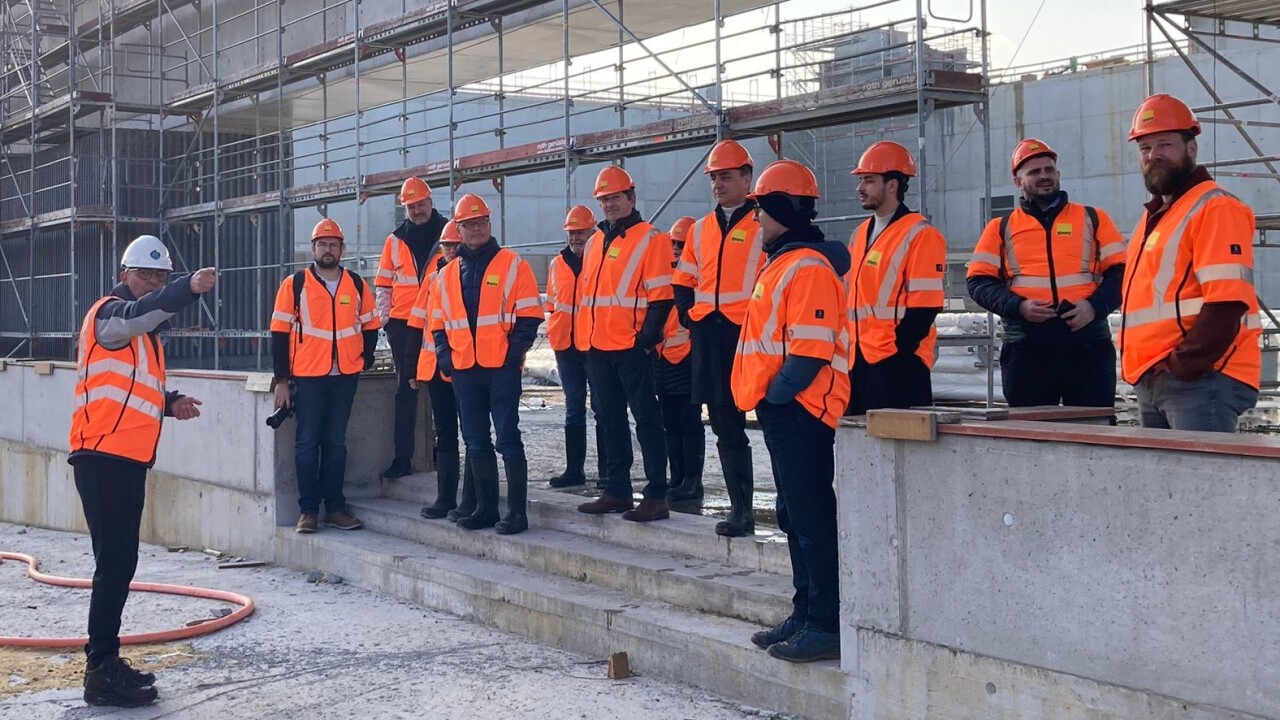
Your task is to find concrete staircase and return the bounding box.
[275,479,849,719]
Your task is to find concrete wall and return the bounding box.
[836,421,1280,719]
[0,361,414,560]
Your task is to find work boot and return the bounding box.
[548,425,587,488]
[295,513,318,534]
[324,509,363,530]
[382,456,413,479]
[667,435,705,501]
[577,494,633,514]
[84,656,159,707]
[448,458,476,522]
[715,445,755,537]
[593,424,609,489]
[496,458,529,535]
[622,497,670,523]
[766,625,841,663]
[421,450,460,519]
[751,615,805,649]
[457,455,500,530]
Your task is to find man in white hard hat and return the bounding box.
[68,234,216,707]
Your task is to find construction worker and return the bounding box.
[671,139,763,534]
[68,234,217,707]
[967,138,1127,408]
[376,177,447,479]
[731,160,850,663]
[845,141,947,414]
[270,218,380,534]
[655,216,704,502]
[406,220,474,520]
[545,204,606,488]
[1120,93,1260,431]
[574,165,675,522]
[429,194,543,533]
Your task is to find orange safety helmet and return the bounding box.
[1011,138,1057,174]
[311,218,345,242]
[563,205,597,231]
[852,141,917,177]
[439,219,462,243]
[669,216,697,243]
[704,139,754,173]
[747,159,820,199]
[593,165,635,198]
[453,193,491,222]
[1129,93,1201,141]
[399,177,432,205]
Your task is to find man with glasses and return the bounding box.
[69,234,217,706]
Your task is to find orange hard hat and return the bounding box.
[704,139,754,174]
[593,165,635,198]
[1129,93,1201,141]
[669,216,696,242]
[452,193,491,222]
[853,141,917,177]
[564,205,597,231]
[399,177,432,205]
[1011,138,1057,174]
[311,218,345,242]
[439,219,462,243]
[747,159,820,199]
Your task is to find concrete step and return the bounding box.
[347,497,793,627]
[276,527,847,720]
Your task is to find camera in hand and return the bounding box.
[266,404,293,429]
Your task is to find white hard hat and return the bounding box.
[121,235,173,271]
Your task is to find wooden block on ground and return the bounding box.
[866,409,950,441]
[607,651,632,679]
[217,560,266,570]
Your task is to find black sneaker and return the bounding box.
[751,615,804,649]
[382,457,413,479]
[84,656,159,707]
[766,625,841,663]
[117,656,156,687]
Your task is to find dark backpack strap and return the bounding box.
[1084,205,1101,264]
[998,213,1011,280]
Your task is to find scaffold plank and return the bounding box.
[0,90,113,145]
[1153,0,1280,25]
[39,0,200,69]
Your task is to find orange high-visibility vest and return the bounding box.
[575,222,675,352]
[68,296,167,466]
[1120,182,1261,388]
[270,268,379,377]
[671,211,765,325]
[656,306,691,364]
[429,248,543,370]
[376,234,441,320]
[847,214,947,367]
[732,249,850,428]
[968,203,1125,305]
[545,253,580,352]
[408,267,446,382]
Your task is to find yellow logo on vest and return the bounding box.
[607,246,621,260]
[485,274,500,287]
[1055,223,1073,236]
[339,295,352,306]
[866,250,882,267]
[731,229,747,243]
[752,282,764,300]
[1144,231,1161,251]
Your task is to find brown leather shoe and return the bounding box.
[577,495,633,514]
[622,498,669,522]
[324,510,364,530]
[295,513,318,534]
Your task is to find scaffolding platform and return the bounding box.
[1150,0,1280,24]
[0,90,112,144]
[38,0,200,69]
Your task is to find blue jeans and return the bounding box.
[555,348,600,427]
[756,399,839,634]
[294,374,359,514]
[1135,369,1258,433]
[451,365,526,462]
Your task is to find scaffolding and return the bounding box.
[1,0,991,369]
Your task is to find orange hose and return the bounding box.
[0,550,255,648]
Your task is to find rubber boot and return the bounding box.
[667,433,705,501]
[594,423,609,489]
[457,455,500,530]
[420,449,460,519]
[548,425,587,488]
[665,430,684,489]
[496,458,529,535]
[447,456,476,522]
[715,445,755,537]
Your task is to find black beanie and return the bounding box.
[756,193,815,230]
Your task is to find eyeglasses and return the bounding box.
[313,240,342,251]
[128,268,169,282]
[459,218,491,230]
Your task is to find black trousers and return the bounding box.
[385,318,419,459]
[426,376,460,456]
[72,455,147,663]
[848,349,933,416]
[587,347,668,501]
[1000,340,1117,408]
